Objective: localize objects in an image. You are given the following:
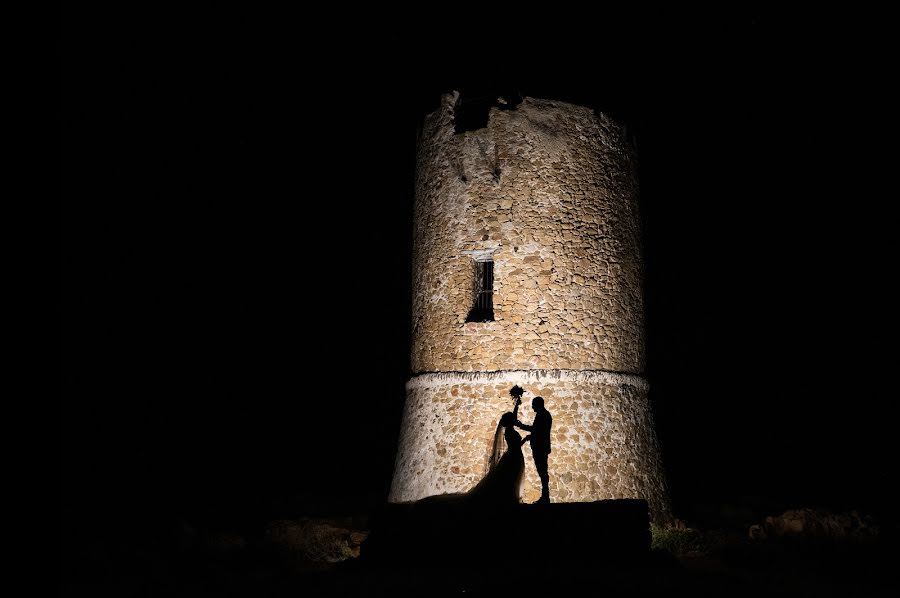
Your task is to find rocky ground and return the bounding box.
[59,505,899,597]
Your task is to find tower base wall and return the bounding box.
[389,370,671,523]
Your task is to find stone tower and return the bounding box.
[389,93,670,523]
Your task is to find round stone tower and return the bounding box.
[389,93,670,523]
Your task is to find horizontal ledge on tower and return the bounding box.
[406,369,648,392]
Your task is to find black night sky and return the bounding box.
[60,9,896,550]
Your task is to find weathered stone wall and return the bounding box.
[411,94,644,374]
[388,371,670,522]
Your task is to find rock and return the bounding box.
[265,518,360,564]
[748,524,767,540]
[760,508,879,542]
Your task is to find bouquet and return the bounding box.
[509,385,525,404]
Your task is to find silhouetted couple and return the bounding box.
[469,387,552,505]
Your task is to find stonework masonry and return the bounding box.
[389,93,671,523]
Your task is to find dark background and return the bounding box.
[60,10,895,542]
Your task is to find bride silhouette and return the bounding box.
[467,398,530,505]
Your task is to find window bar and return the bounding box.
[477,263,482,314]
[480,263,486,313]
[486,261,493,315]
[478,261,485,319]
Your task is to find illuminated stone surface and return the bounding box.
[390,94,671,522]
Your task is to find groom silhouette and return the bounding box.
[516,396,552,504]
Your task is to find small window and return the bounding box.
[466,259,494,322]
